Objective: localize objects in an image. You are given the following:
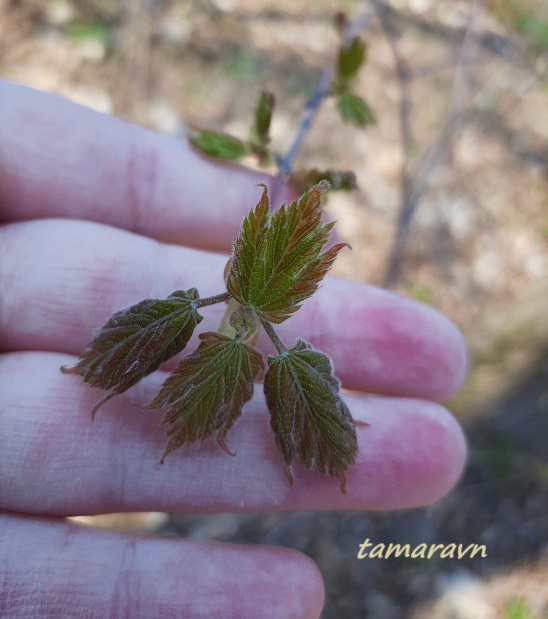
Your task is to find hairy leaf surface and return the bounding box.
[62,289,203,417]
[147,331,264,462]
[226,181,348,323]
[264,339,358,492]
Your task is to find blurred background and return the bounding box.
[2,0,547,616]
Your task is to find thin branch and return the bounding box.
[448,0,482,119]
[375,2,413,169]
[382,109,474,288]
[372,0,415,288]
[381,0,483,288]
[277,63,333,178]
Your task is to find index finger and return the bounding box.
[0,80,291,250]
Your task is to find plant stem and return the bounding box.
[260,318,288,354]
[196,291,231,308]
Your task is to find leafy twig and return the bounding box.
[64,183,356,490]
[276,6,378,179]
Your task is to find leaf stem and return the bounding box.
[196,291,231,308]
[260,319,288,355]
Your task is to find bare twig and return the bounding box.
[373,0,414,287]
[276,59,334,179]
[382,108,475,288]
[381,0,484,288]
[448,0,483,118]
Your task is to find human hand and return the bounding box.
[0,80,467,618]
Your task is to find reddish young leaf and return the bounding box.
[146,331,264,462]
[263,339,358,492]
[61,289,203,418]
[226,181,348,323]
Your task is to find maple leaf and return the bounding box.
[146,331,264,462]
[263,339,358,492]
[61,289,203,418]
[226,181,348,323]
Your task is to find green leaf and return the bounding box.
[521,15,548,46]
[147,331,264,462]
[337,37,366,83]
[264,339,358,492]
[337,93,375,126]
[62,289,203,417]
[249,90,275,158]
[190,130,248,160]
[226,181,348,323]
[64,20,109,45]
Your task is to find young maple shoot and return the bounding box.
[62,181,359,491]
